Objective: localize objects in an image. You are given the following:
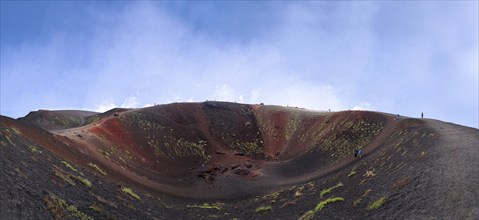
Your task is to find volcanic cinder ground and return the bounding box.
[1,101,478,219]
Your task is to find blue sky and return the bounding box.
[1,1,478,128]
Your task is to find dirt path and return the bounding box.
[426,120,479,219]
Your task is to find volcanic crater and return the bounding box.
[1,101,477,219]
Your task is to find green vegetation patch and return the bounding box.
[174,138,211,160]
[295,186,305,197]
[12,127,22,134]
[348,167,357,177]
[56,116,82,128]
[317,118,384,162]
[44,194,93,220]
[53,165,76,186]
[121,186,141,200]
[28,145,39,154]
[61,161,80,174]
[88,163,107,175]
[255,205,272,213]
[298,210,316,220]
[237,140,264,156]
[85,115,101,124]
[367,197,386,211]
[75,176,92,188]
[262,190,282,202]
[298,197,344,220]
[2,129,16,147]
[149,137,211,161]
[53,165,91,188]
[315,197,344,211]
[187,202,224,210]
[320,182,343,198]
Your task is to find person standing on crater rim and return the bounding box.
[354,149,362,159]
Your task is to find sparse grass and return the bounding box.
[4,134,15,147]
[255,205,272,213]
[44,194,93,220]
[61,161,80,174]
[121,187,141,200]
[364,170,376,177]
[12,127,22,134]
[316,119,384,162]
[92,194,118,208]
[362,189,372,197]
[89,202,116,219]
[307,181,316,189]
[74,176,92,188]
[419,151,427,159]
[299,197,344,220]
[53,165,91,188]
[88,163,107,175]
[89,203,103,213]
[315,197,344,211]
[262,191,281,202]
[97,148,112,160]
[298,210,316,220]
[53,166,76,186]
[14,167,27,178]
[187,202,224,210]
[320,182,343,198]
[367,197,386,211]
[28,145,39,154]
[353,198,362,207]
[295,189,304,197]
[348,167,357,177]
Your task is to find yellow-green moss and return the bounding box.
[255,205,272,213]
[298,210,316,220]
[187,202,224,210]
[367,197,385,211]
[348,167,357,177]
[53,166,76,186]
[315,197,344,211]
[299,197,344,220]
[75,176,92,188]
[88,163,107,175]
[44,194,93,220]
[61,161,80,174]
[121,187,141,200]
[320,182,343,198]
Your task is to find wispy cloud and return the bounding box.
[1,2,477,127]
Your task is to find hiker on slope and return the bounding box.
[354,149,362,159]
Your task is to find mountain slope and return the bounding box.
[1,101,477,219]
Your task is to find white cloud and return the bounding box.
[120,96,138,108]
[351,102,371,111]
[94,96,138,112]
[94,99,117,112]
[143,103,154,107]
[1,2,477,127]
